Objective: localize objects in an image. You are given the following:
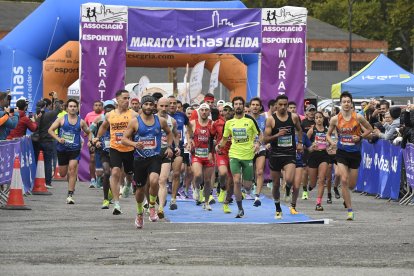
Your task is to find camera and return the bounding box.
[49,92,54,96]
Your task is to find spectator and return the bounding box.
[7,98,38,139]
[130,98,140,113]
[32,94,63,189]
[0,91,19,140]
[400,105,414,148]
[373,106,401,142]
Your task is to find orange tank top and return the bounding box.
[108,109,134,152]
[337,111,361,149]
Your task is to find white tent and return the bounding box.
[67,79,80,100]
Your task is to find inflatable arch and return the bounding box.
[0,0,258,110]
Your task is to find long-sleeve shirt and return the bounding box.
[0,107,19,140]
[379,118,400,141]
[7,110,38,139]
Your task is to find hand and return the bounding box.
[174,147,181,157]
[95,141,102,148]
[92,137,99,144]
[4,107,10,113]
[208,152,214,162]
[51,91,58,99]
[352,135,361,143]
[165,147,173,158]
[134,141,144,150]
[254,142,260,154]
[277,128,288,137]
[266,143,271,150]
[215,144,222,155]
[296,142,304,153]
[58,138,65,144]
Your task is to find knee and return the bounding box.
[172,171,180,180]
[256,168,264,177]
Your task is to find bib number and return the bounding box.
[233,128,248,143]
[340,135,355,146]
[141,137,157,150]
[195,147,209,158]
[115,132,123,144]
[278,135,292,147]
[61,131,75,144]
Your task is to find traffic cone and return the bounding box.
[53,164,65,181]
[1,156,31,210]
[32,151,52,195]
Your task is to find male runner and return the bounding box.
[48,99,92,204]
[326,91,372,220]
[122,95,173,228]
[95,90,137,215]
[217,97,260,218]
[264,95,303,219]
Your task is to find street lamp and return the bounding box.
[386,47,403,54]
[348,0,356,77]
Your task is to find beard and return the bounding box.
[235,108,243,115]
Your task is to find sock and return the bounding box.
[236,200,243,210]
[255,193,260,199]
[149,195,157,208]
[68,191,74,196]
[286,184,291,196]
[114,200,120,206]
[348,208,353,213]
[308,186,313,192]
[328,193,332,198]
[303,186,308,192]
[274,200,281,212]
[316,197,322,205]
[136,202,144,214]
[91,178,95,182]
[291,203,296,208]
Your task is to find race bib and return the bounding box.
[340,135,355,146]
[278,135,292,147]
[104,137,110,148]
[141,136,157,150]
[233,128,248,143]
[195,147,209,158]
[315,133,327,150]
[115,132,123,144]
[61,131,75,144]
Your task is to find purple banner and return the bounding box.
[79,3,127,181]
[128,8,262,54]
[260,7,307,112]
[403,143,414,188]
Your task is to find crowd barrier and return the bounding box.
[0,136,36,194]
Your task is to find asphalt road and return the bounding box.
[1,181,413,275]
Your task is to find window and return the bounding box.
[311,61,338,71]
[351,61,369,72]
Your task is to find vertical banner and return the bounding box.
[209,61,221,94]
[403,143,414,189]
[79,3,127,181]
[189,60,205,104]
[260,7,307,112]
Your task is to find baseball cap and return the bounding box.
[217,100,225,106]
[130,98,139,103]
[306,104,316,112]
[223,102,233,110]
[103,100,115,108]
[198,103,210,110]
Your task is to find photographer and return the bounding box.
[7,97,38,139]
[32,92,63,189]
[0,91,20,140]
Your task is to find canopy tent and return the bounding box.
[331,54,414,99]
[67,79,79,100]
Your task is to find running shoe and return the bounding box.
[169,199,178,210]
[96,177,102,188]
[193,188,200,201]
[89,179,97,188]
[347,211,354,221]
[135,214,144,229]
[235,208,244,218]
[327,194,333,204]
[223,203,231,213]
[101,199,110,209]
[275,211,283,220]
[228,198,234,204]
[157,210,165,219]
[253,197,261,207]
[241,191,246,200]
[218,190,226,203]
[199,189,205,202]
[113,203,122,215]
[122,184,131,198]
[66,196,75,204]
[315,204,324,211]
[202,203,212,211]
[289,206,298,215]
[149,207,159,222]
[208,195,216,205]
[302,191,308,200]
[334,187,340,199]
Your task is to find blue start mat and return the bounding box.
[164,195,327,224]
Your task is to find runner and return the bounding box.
[94,89,137,215]
[326,91,372,220]
[264,95,303,219]
[84,100,103,188]
[48,99,92,204]
[130,98,141,113]
[121,95,174,228]
[157,97,180,219]
[307,111,331,211]
[168,95,192,210]
[189,103,215,210]
[183,107,194,198]
[301,104,316,200]
[217,97,260,218]
[90,100,115,209]
[249,97,266,207]
[212,102,234,213]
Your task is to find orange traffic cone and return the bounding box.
[53,164,65,181]
[32,151,52,195]
[1,156,31,210]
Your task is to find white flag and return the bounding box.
[209,61,220,94]
[136,75,150,99]
[189,61,205,102]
